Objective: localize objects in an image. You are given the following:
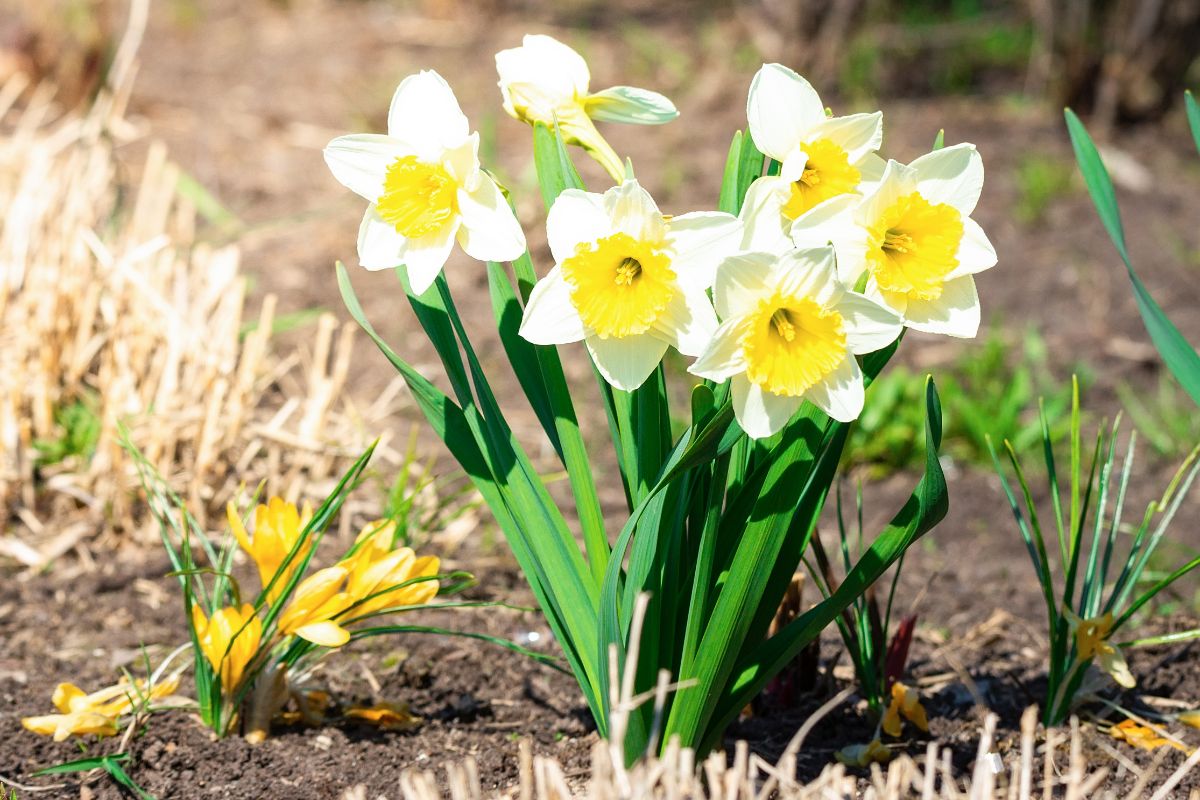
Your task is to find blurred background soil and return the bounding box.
[3,0,1200,795]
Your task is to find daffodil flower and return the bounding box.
[791,145,997,338]
[193,603,263,692]
[324,70,526,294]
[276,567,355,648]
[1066,609,1135,688]
[689,246,900,438]
[228,497,313,605]
[22,676,181,741]
[835,739,891,767]
[882,681,929,738]
[738,63,884,252]
[496,34,678,181]
[519,179,741,391]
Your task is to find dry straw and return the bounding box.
[0,0,404,566]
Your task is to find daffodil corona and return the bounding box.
[324,70,526,294]
[519,180,741,391]
[496,34,678,181]
[690,247,900,438]
[739,63,884,252]
[792,144,997,338]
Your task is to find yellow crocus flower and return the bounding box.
[344,701,420,731]
[193,603,263,692]
[339,524,440,618]
[22,675,181,741]
[882,681,929,738]
[835,739,891,767]
[228,497,313,605]
[276,567,355,648]
[1065,610,1135,688]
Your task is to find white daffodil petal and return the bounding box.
[546,189,611,263]
[732,376,803,439]
[518,268,587,345]
[357,207,408,270]
[903,275,980,338]
[497,34,590,103]
[779,148,809,184]
[839,292,902,354]
[857,160,918,227]
[324,134,409,202]
[689,318,749,381]
[774,247,842,306]
[586,333,670,391]
[653,284,718,356]
[856,152,887,191]
[666,211,743,288]
[739,177,793,254]
[811,111,883,164]
[910,143,984,215]
[604,180,666,242]
[403,221,461,296]
[457,178,526,263]
[585,86,678,124]
[746,63,825,161]
[441,133,481,190]
[713,252,775,319]
[806,357,864,422]
[947,216,997,278]
[789,193,863,271]
[387,71,470,156]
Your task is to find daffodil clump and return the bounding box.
[327,36,991,756]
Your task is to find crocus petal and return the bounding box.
[732,375,803,440]
[652,284,718,356]
[839,292,902,354]
[910,143,984,215]
[457,177,526,263]
[946,216,997,279]
[1098,646,1136,689]
[689,318,749,382]
[746,63,826,161]
[403,220,462,296]
[518,267,588,345]
[52,683,86,714]
[604,180,666,243]
[666,211,743,288]
[739,177,793,254]
[324,134,409,202]
[294,621,351,649]
[546,189,611,264]
[387,70,470,157]
[810,111,883,164]
[806,357,864,422]
[584,86,678,124]
[586,333,670,391]
[713,252,774,320]
[357,207,408,271]
[903,275,980,338]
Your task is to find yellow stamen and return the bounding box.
[742,294,847,397]
[866,192,963,302]
[782,139,861,219]
[377,156,458,238]
[560,233,676,339]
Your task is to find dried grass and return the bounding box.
[0,3,406,566]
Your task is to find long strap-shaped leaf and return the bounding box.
[1064,109,1200,405]
[697,377,947,753]
[336,263,604,722]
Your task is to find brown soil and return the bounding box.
[5,0,1200,796]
